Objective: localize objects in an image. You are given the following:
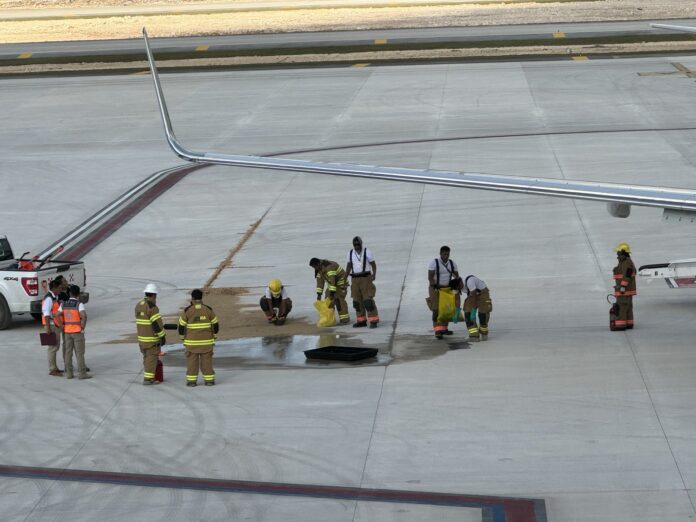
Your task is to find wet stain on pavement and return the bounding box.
[162,332,474,369]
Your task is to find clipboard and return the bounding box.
[40,332,57,346]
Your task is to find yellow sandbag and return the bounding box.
[314,298,336,327]
[436,288,456,323]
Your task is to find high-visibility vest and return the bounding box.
[61,298,82,334]
[42,293,60,327]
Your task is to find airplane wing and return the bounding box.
[142,28,696,222]
[639,260,696,288]
[650,23,696,34]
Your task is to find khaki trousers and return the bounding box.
[47,334,62,372]
[64,332,87,375]
[186,346,215,383]
[140,345,160,380]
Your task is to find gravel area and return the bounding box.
[1,0,694,43]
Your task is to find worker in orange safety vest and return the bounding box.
[57,285,91,380]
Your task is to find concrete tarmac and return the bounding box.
[2,55,696,521]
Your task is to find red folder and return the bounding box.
[40,332,57,346]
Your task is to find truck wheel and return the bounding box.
[0,294,11,330]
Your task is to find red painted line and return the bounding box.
[61,164,207,261]
[0,464,544,521]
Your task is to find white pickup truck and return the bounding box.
[0,236,88,330]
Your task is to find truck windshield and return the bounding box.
[0,238,14,262]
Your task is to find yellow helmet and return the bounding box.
[615,242,631,253]
[269,278,282,296]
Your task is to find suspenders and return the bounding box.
[434,259,454,288]
[349,248,369,275]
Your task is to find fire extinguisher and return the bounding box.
[607,294,619,331]
[155,358,164,382]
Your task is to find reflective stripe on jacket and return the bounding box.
[316,260,346,293]
[135,298,165,347]
[179,301,219,348]
[613,257,637,297]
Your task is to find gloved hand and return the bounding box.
[620,287,626,293]
[469,308,478,321]
[317,293,322,301]
[453,306,461,324]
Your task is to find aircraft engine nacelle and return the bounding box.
[607,202,631,218]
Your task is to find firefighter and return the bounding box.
[57,285,91,379]
[612,242,637,330]
[346,236,379,328]
[309,258,350,324]
[42,279,64,376]
[135,283,166,385]
[260,278,293,325]
[179,289,219,387]
[427,246,460,339]
[461,275,493,342]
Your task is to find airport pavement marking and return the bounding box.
[638,62,696,77]
[572,55,589,60]
[552,32,566,38]
[0,464,547,522]
[52,164,207,261]
[374,38,388,45]
[352,63,371,67]
[17,52,32,59]
[195,45,210,52]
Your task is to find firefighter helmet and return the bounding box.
[615,242,631,253]
[269,279,282,297]
[143,283,159,294]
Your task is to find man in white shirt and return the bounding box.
[345,236,379,328]
[42,279,64,376]
[260,278,292,325]
[427,246,460,339]
[462,275,492,341]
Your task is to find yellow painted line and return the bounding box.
[352,63,370,67]
[195,45,209,52]
[552,32,566,38]
[131,70,150,75]
[374,39,388,45]
[572,56,589,61]
[17,52,32,59]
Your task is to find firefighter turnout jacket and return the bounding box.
[315,260,347,296]
[135,298,165,348]
[178,300,219,350]
[613,257,637,297]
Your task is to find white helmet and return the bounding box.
[143,283,158,294]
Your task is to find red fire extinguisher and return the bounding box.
[607,294,619,331]
[155,358,164,382]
